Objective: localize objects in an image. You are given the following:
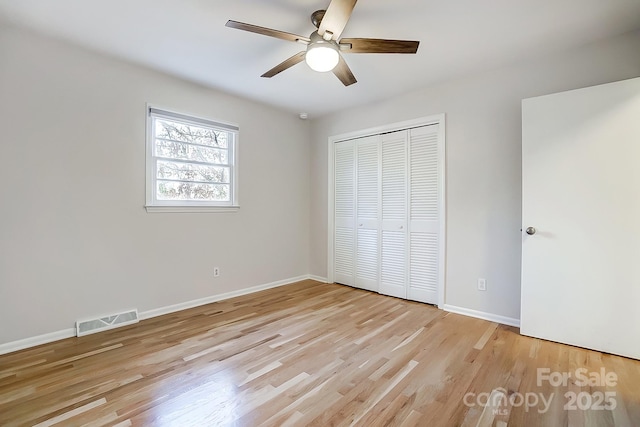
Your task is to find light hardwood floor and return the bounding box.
[1,280,639,426]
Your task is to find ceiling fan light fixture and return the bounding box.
[305,42,339,72]
[226,2,419,86]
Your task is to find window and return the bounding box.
[145,107,239,212]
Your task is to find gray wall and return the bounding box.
[0,25,311,344]
[309,30,640,321]
[2,22,639,346]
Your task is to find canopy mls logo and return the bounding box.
[463,388,553,415]
[463,368,619,415]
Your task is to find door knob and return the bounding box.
[525,227,536,235]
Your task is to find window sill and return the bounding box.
[145,205,240,213]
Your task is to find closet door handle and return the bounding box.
[399,225,404,230]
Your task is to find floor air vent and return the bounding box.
[76,309,139,337]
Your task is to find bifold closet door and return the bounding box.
[379,130,408,299]
[334,140,355,286]
[376,125,441,304]
[334,136,380,291]
[333,123,442,304]
[355,135,380,291]
[408,125,440,304]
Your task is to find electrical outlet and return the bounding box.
[478,278,487,291]
[213,267,220,277]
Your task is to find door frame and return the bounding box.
[327,114,447,307]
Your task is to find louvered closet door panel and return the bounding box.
[334,141,355,286]
[379,130,408,299]
[355,135,380,291]
[408,125,440,304]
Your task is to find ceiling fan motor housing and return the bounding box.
[311,10,326,28]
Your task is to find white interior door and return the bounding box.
[521,77,640,360]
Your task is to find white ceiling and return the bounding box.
[1,0,639,117]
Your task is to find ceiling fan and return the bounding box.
[226,0,419,86]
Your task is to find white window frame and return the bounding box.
[145,105,239,213]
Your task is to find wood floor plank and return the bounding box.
[32,397,107,427]
[1,280,639,426]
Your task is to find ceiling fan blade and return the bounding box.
[261,51,307,78]
[226,20,310,44]
[340,38,419,54]
[332,55,357,86]
[318,0,358,40]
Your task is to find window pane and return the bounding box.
[155,118,229,148]
[157,161,229,183]
[157,181,230,201]
[148,108,237,207]
[155,139,228,164]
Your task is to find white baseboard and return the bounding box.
[139,275,310,320]
[0,328,76,356]
[0,274,316,356]
[442,304,521,328]
[3,278,521,355]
